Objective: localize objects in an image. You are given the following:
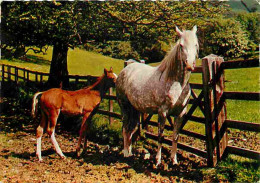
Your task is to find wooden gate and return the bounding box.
[135,55,259,167]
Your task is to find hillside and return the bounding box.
[227,0,259,12]
[0,47,125,76]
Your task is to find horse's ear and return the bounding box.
[176,26,183,37]
[110,67,113,72]
[104,68,108,75]
[192,25,197,33]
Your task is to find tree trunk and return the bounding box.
[47,41,69,88]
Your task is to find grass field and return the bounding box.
[1,47,125,76]
[1,47,259,182]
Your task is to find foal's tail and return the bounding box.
[32,92,43,118]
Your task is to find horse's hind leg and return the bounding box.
[36,111,46,162]
[76,112,91,157]
[121,102,139,157]
[47,109,65,159]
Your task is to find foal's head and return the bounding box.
[176,25,199,71]
[104,67,117,87]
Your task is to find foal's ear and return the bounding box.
[176,26,183,37]
[110,67,113,72]
[104,68,108,75]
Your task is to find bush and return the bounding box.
[205,17,249,59]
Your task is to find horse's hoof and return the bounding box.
[60,155,66,160]
[38,158,43,162]
[172,160,178,165]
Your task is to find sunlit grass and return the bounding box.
[0,47,124,76]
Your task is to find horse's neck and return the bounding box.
[158,42,191,88]
[88,75,108,98]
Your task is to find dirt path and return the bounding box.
[1,97,259,182]
[0,130,204,183]
[0,99,208,183]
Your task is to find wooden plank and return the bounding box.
[109,87,114,124]
[103,94,117,100]
[190,83,203,89]
[145,132,207,158]
[224,91,260,101]
[188,115,205,123]
[96,109,121,119]
[221,59,259,70]
[191,66,203,73]
[146,121,206,140]
[226,145,260,160]
[225,119,260,132]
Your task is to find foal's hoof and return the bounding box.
[38,158,43,162]
[60,155,66,160]
[122,149,132,157]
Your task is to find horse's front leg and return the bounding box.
[156,112,166,167]
[171,108,186,165]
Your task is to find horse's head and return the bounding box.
[176,25,199,71]
[104,67,117,87]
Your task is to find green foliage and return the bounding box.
[204,17,249,59]
[88,115,122,147]
[84,41,140,61]
[1,1,228,63]
[235,12,259,52]
[216,155,260,182]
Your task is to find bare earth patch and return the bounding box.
[0,97,259,182]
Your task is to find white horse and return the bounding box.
[116,26,199,166]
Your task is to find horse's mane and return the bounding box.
[157,41,183,81]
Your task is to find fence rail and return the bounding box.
[0,64,119,124]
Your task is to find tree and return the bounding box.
[2,2,83,88]
[89,1,228,62]
[205,17,249,59]
[2,1,228,83]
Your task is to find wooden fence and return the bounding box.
[0,64,119,124]
[1,55,259,166]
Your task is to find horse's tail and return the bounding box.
[32,92,43,118]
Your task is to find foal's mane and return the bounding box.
[157,41,183,81]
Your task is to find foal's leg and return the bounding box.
[76,112,91,157]
[36,111,46,162]
[171,109,186,165]
[47,109,65,159]
[156,112,166,166]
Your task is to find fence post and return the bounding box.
[202,54,227,167]
[109,87,114,124]
[8,66,11,81]
[202,55,216,167]
[15,67,18,83]
[212,56,227,162]
[1,65,4,81]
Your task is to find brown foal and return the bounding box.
[32,68,117,161]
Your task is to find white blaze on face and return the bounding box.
[176,25,198,71]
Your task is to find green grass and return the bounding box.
[1,47,124,76]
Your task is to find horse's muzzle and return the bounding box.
[185,61,195,71]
